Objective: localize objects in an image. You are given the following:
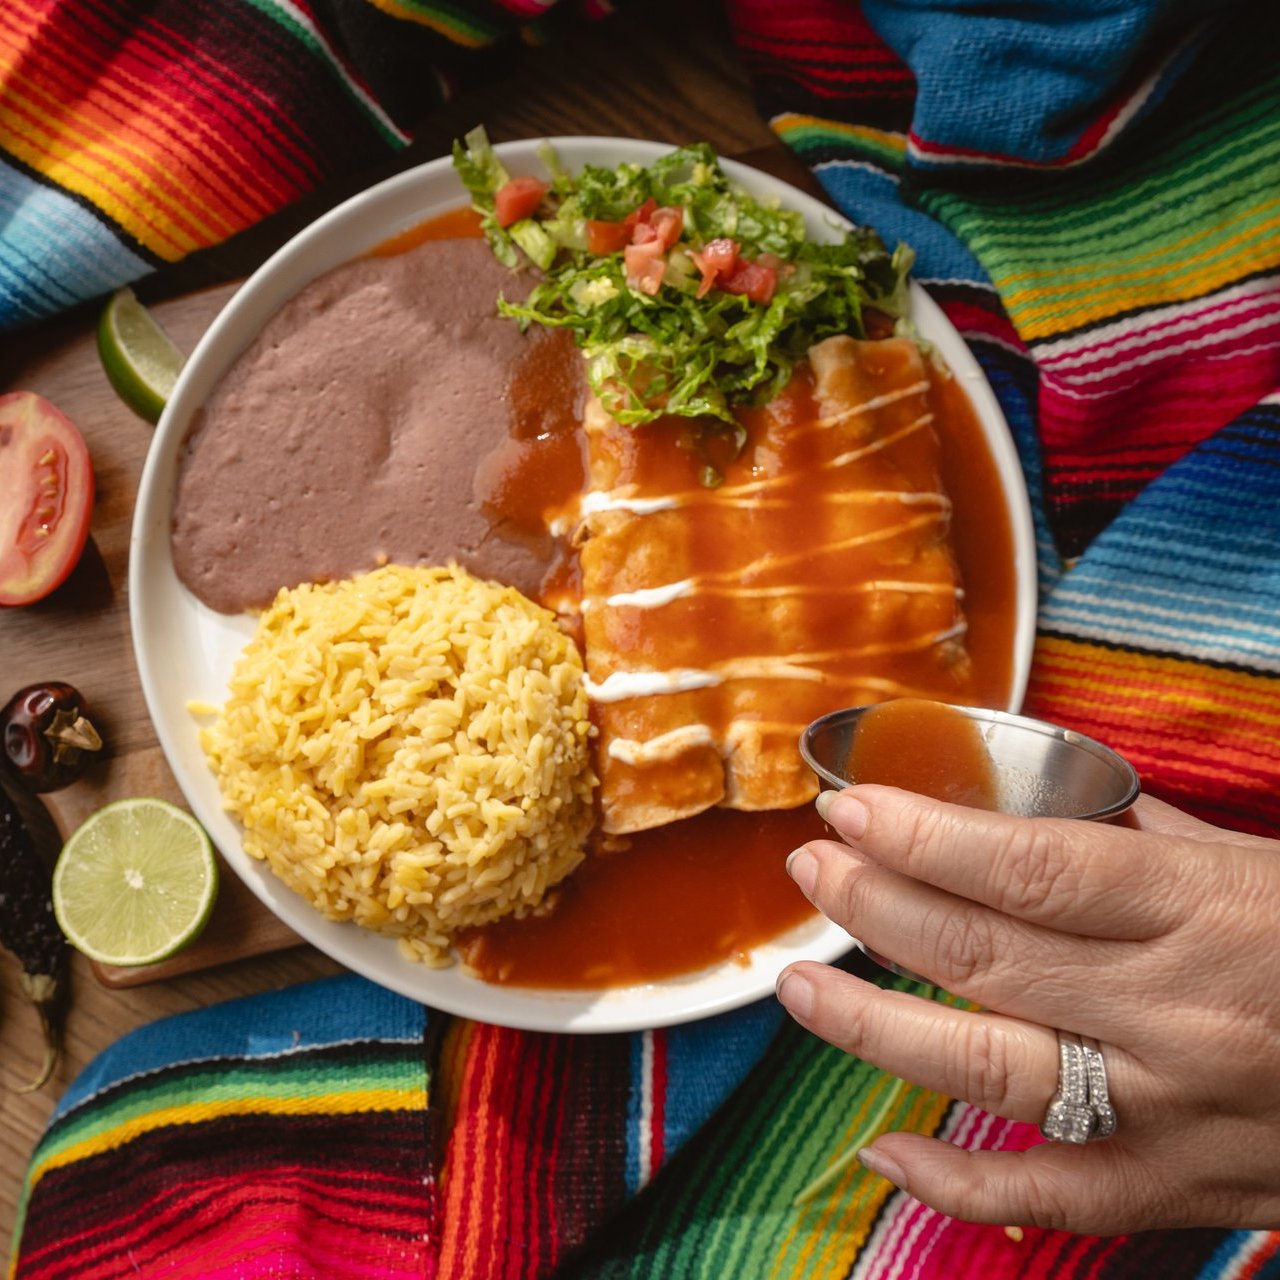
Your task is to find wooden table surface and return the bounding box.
[0,3,789,1254]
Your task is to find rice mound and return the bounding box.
[202,563,597,965]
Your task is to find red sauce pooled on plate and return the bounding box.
[474,326,588,537]
[455,807,822,987]
[368,205,484,255]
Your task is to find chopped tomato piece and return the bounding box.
[647,206,685,250]
[624,239,665,265]
[494,176,549,228]
[694,237,739,271]
[689,237,740,298]
[623,198,658,232]
[585,219,630,255]
[624,240,666,296]
[720,257,779,305]
[0,392,95,606]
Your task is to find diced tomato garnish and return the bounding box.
[647,206,684,250]
[585,219,631,254]
[689,237,740,298]
[623,198,658,232]
[696,238,739,271]
[624,239,667,296]
[493,176,549,228]
[720,257,778,305]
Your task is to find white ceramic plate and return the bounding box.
[130,138,1037,1033]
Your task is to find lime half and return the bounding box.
[97,287,185,424]
[53,798,218,966]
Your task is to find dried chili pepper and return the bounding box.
[0,783,67,1090]
[2,682,103,793]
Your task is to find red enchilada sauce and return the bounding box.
[456,807,822,987]
[473,328,587,537]
[372,210,1019,989]
[845,697,1000,810]
[368,205,484,254]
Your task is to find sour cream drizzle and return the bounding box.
[583,668,723,703]
[711,490,949,511]
[577,473,945,517]
[580,490,681,516]
[582,578,696,613]
[582,576,960,615]
[586,623,967,704]
[827,412,934,470]
[606,723,717,764]
[815,379,930,428]
[606,717,812,764]
[685,513,948,585]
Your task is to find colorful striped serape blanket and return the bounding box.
[7,1,1280,1276]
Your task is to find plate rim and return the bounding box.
[129,136,1037,1033]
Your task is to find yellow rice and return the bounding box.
[202,563,596,965]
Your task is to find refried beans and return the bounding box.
[171,238,580,614]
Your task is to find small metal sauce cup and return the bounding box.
[800,704,1140,821]
[798,703,1141,981]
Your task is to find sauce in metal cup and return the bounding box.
[801,699,1140,822]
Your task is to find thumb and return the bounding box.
[857,1132,1153,1236]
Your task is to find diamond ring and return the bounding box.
[1040,1031,1117,1143]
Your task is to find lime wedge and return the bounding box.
[96,287,185,424]
[52,798,218,966]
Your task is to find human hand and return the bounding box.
[775,788,1280,1235]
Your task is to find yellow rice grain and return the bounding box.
[202,563,596,965]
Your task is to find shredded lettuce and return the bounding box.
[451,126,519,268]
[452,126,914,429]
[508,218,557,272]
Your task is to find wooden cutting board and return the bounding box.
[3,282,304,988]
[47,755,302,989]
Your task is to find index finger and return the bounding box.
[815,786,1195,939]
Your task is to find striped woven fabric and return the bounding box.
[15,969,1280,1278]
[10,2,1280,1278]
[0,0,610,329]
[10,977,438,1279]
[739,0,1280,839]
[10,975,787,1279]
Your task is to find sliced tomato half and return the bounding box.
[0,391,95,606]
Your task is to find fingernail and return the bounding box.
[785,847,818,899]
[815,790,868,839]
[776,969,814,1020]
[857,1145,906,1188]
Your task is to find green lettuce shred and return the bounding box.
[452,126,914,428]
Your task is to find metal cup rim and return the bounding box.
[799,703,1141,822]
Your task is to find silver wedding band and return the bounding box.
[1040,1030,1117,1143]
